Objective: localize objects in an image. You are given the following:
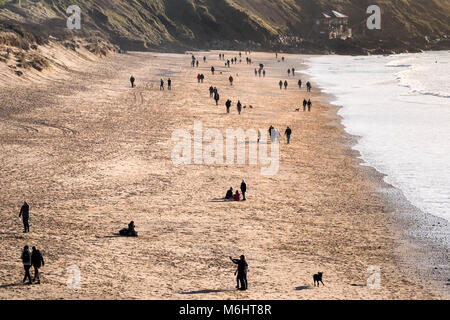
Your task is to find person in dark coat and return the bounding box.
[237,101,242,115]
[226,99,232,114]
[285,126,292,144]
[230,255,248,290]
[308,99,312,112]
[240,180,247,201]
[214,92,220,106]
[19,201,30,233]
[21,245,32,284]
[31,246,45,284]
[130,76,135,88]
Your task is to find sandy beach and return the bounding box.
[0,47,448,300]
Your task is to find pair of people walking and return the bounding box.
[230,255,248,290]
[21,245,44,285]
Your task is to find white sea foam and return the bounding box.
[305,51,450,222]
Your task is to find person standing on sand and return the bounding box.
[279,80,283,90]
[226,99,232,114]
[160,79,165,90]
[269,125,274,142]
[303,99,307,112]
[168,78,172,90]
[31,246,44,284]
[284,80,288,90]
[229,75,234,86]
[203,56,206,63]
[263,70,266,78]
[307,81,312,92]
[214,92,220,106]
[230,255,248,290]
[240,180,247,201]
[19,201,30,233]
[130,76,135,88]
[298,79,302,89]
[211,66,215,75]
[308,99,312,112]
[285,126,292,144]
[292,67,295,76]
[209,86,214,98]
[288,69,291,77]
[21,245,32,285]
[237,101,242,115]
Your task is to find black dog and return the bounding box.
[313,272,324,287]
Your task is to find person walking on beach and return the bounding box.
[19,201,30,233]
[269,125,274,142]
[230,255,248,290]
[292,67,295,76]
[306,81,312,92]
[237,101,242,115]
[31,246,44,284]
[226,99,232,114]
[308,99,312,112]
[298,79,302,89]
[130,76,135,88]
[284,80,288,90]
[303,99,307,112]
[21,245,32,284]
[203,56,206,63]
[240,180,247,201]
[160,79,165,90]
[279,80,283,90]
[285,126,292,144]
[211,66,215,75]
[167,78,172,90]
[214,92,220,106]
[209,86,214,98]
[229,75,234,86]
[287,69,291,77]
[263,70,266,78]
[200,74,204,83]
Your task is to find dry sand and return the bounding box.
[0,46,447,299]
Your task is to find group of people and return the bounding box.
[209,86,220,105]
[197,74,205,83]
[224,180,247,202]
[129,76,172,91]
[267,125,292,144]
[279,80,289,90]
[302,98,313,112]
[160,78,171,90]
[21,245,44,285]
[225,99,243,115]
[287,67,296,76]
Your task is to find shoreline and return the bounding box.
[0,48,447,299]
[302,62,450,298]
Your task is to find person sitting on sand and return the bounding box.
[234,190,241,201]
[119,221,138,237]
[225,187,233,200]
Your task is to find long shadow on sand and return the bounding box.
[180,289,235,295]
[0,282,25,289]
[295,285,312,291]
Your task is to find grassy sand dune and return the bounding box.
[0,49,446,299]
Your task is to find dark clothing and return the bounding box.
[31,249,44,283]
[31,250,44,268]
[23,265,32,284]
[130,77,135,88]
[225,189,233,200]
[240,182,247,200]
[22,248,32,284]
[232,259,248,290]
[19,203,30,232]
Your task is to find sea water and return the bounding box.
[305,51,450,222]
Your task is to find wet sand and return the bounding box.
[0,47,447,299]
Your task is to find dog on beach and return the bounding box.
[313,272,324,287]
[295,108,300,112]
